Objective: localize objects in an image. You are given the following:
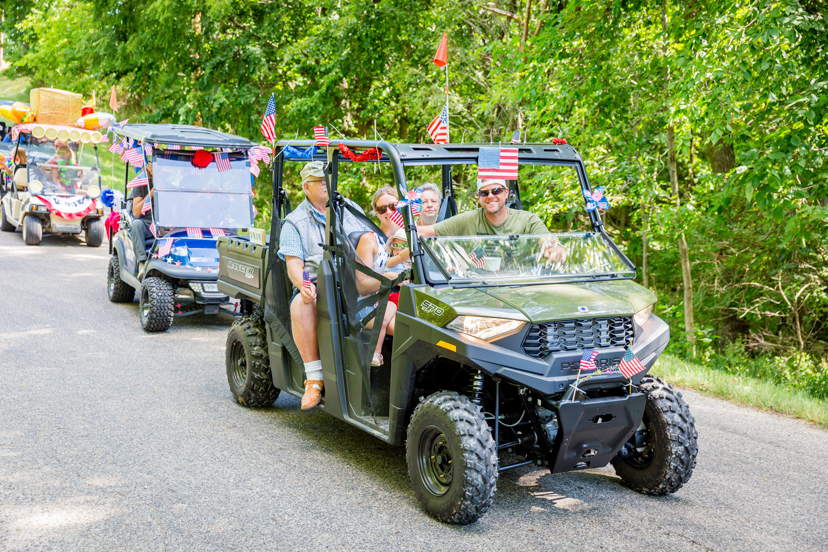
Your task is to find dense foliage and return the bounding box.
[3,0,827,395]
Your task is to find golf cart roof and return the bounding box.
[114,124,258,149]
[275,139,583,165]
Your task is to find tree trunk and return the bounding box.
[707,139,736,174]
[641,201,648,289]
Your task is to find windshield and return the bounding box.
[26,138,100,196]
[152,152,253,229]
[421,233,635,285]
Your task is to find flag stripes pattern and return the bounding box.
[260,94,276,142]
[618,349,646,379]
[389,207,404,227]
[213,152,232,172]
[478,146,518,180]
[108,141,123,154]
[302,270,313,293]
[186,227,203,239]
[579,349,598,371]
[468,252,485,269]
[427,105,449,145]
[158,238,173,257]
[149,222,156,237]
[121,146,144,168]
[511,130,521,144]
[209,228,226,237]
[168,144,181,150]
[126,171,148,188]
[141,199,152,215]
[313,126,329,147]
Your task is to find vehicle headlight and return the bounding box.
[446,316,525,341]
[189,283,203,293]
[29,180,43,194]
[633,304,654,327]
[86,185,101,199]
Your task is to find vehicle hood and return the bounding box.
[481,280,656,322]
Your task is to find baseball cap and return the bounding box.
[477,178,507,191]
[301,161,326,181]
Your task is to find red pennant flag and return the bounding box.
[433,33,448,68]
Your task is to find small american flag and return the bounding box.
[478,146,518,180]
[302,270,313,293]
[121,146,144,168]
[149,222,156,237]
[126,171,148,188]
[141,198,152,215]
[427,105,449,145]
[250,162,261,178]
[210,228,226,237]
[313,126,329,147]
[108,140,123,154]
[260,94,277,142]
[410,200,421,217]
[580,349,598,371]
[158,238,173,257]
[143,143,152,156]
[389,205,404,227]
[168,144,181,150]
[618,349,646,379]
[186,227,203,239]
[222,148,233,153]
[213,152,232,172]
[191,146,204,151]
[511,130,521,144]
[468,251,485,269]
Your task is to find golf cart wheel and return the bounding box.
[611,376,698,495]
[86,218,104,248]
[139,276,175,332]
[406,391,498,525]
[0,205,13,232]
[225,316,280,407]
[22,215,42,245]
[107,255,134,303]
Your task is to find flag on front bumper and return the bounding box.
[580,349,598,371]
[618,349,646,379]
[478,146,518,180]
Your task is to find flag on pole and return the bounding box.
[250,162,260,178]
[108,140,123,155]
[158,238,173,257]
[302,270,313,293]
[511,130,521,144]
[121,146,144,168]
[209,228,226,237]
[618,349,646,379]
[149,222,156,237]
[313,126,329,147]
[389,206,404,227]
[213,152,232,172]
[580,349,599,371]
[427,105,449,145]
[168,144,181,150]
[477,146,518,180]
[260,94,276,142]
[109,85,118,112]
[468,251,485,269]
[127,171,148,188]
[186,227,203,239]
[433,33,448,68]
[141,198,152,215]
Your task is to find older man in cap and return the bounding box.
[278,160,368,409]
[418,178,565,260]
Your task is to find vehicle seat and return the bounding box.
[13,166,27,190]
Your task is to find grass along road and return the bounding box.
[653,354,828,428]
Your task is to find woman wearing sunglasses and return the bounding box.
[417,178,565,261]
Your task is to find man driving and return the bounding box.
[278,161,368,410]
[417,179,565,260]
[129,163,155,278]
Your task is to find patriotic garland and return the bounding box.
[338,144,381,162]
[282,145,317,159]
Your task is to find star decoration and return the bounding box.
[166,258,173,264]
[152,253,159,259]
[175,261,182,266]
[195,266,202,272]
[207,268,213,273]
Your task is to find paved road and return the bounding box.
[1,229,827,552]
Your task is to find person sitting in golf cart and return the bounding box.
[416,183,441,227]
[278,160,369,411]
[129,162,155,279]
[43,141,82,194]
[418,178,566,261]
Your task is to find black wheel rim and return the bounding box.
[417,425,453,496]
[229,338,247,388]
[140,286,149,324]
[624,414,657,469]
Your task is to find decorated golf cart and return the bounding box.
[0,123,106,246]
[106,124,263,332]
[216,138,697,524]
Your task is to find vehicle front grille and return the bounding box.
[522,316,634,359]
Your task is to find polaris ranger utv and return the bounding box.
[216,139,697,524]
[106,124,258,332]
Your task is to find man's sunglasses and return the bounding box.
[375,203,398,215]
[478,187,508,198]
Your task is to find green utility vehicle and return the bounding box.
[216,140,697,524]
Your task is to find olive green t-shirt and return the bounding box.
[433,208,548,236]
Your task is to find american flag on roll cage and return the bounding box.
[260,94,276,142]
[213,152,232,172]
[511,130,521,144]
[477,146,518,180]
[313,126,329,147]
[427,105,449,145]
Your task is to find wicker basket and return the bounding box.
[30,88,83,125]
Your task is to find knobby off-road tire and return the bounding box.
[86,218,104,248]
[406,391,498,525]
[139,276,175,332]
[107,255,134,303]
[22,215,42,245]
[225,316,280,407]
[611,376,698,495]
[0,205,14,232]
